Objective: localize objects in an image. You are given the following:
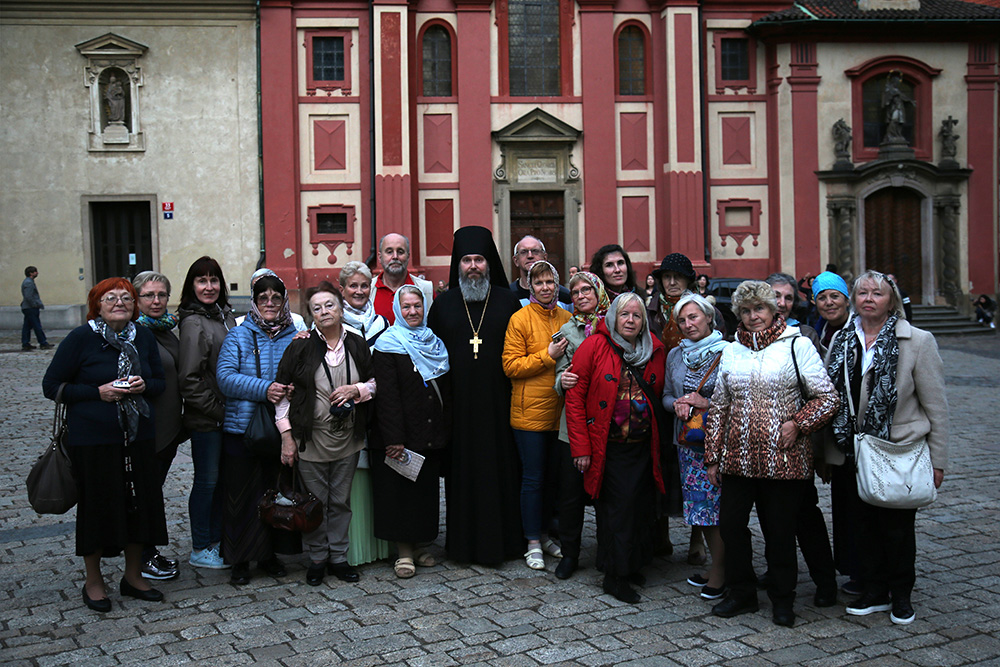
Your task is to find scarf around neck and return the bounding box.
[569,271,610,338]
[606,293,654,367]
[137,312,178,331]
[88,317,150,441]
[828,314,900,450]
[736,315,787,351]
[373,288,450,382]
[342,299,387,343]
[678,329,727,369]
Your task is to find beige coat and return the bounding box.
[826,318,949,470]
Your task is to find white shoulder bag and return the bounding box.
[844,349,936,509]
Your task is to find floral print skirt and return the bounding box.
[677,444,721,526]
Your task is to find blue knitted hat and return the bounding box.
[812,271,849,299]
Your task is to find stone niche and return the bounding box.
[75,33,147,152]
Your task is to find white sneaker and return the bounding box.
[189,544,230,569]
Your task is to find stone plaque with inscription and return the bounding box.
[517,158,557,183]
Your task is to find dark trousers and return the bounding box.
[21,307,47,346]
[556,439,587,559]
[721,474,809,610]
[830,462,864,582]
[758,475,837,591]
[856,500,917,600]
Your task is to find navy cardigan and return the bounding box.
[42,324,165,447]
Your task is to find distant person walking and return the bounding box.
[21,266,52,351]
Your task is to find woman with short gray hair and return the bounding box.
[133,270,186,581]
[704,280,839,627]
[340,261,389,344]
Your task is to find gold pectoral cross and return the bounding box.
[469,333,483,359]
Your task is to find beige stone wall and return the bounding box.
[0,14,260,309]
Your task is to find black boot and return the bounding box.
[603,574,640,603]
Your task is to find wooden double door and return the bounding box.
[509,191,566,281]
[864,187,923,303]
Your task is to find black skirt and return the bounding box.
[595,437,656,576]
[370,448,443,543]
[69,438,167,558]
[221,433,300,564]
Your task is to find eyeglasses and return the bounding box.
[570,286,594,298]
[100,294,134,305]
[138,292,169,301]
[257,295,284,305]
[517,248,543,257]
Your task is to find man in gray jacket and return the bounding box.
[21,266,52,351]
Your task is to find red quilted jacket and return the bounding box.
[564,320,666,498]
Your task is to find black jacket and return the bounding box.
[372,351,451,452]
[276,329,373,449]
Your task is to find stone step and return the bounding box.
[909,304,995,336]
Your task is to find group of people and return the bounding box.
[40,227,948,631]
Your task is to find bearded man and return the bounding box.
[428,226,523,565]
[371,233,434,324]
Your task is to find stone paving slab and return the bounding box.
[1,330,998,665]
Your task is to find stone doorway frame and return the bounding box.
[492,108,583,280]
[818,159,970,311]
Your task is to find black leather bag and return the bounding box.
[258,466,323,533]
[26,384,78,515]
[244,332,282,459]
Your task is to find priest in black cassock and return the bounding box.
[428,226,524,565]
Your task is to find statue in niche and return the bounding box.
[939,116,960,167]
[104,74,126,125]
[832,119,853,169]
[881,71,914,144]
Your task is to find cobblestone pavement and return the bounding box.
[2,330,998,666]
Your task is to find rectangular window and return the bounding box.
[422,26,453,97]
[313,36,345,82]
[508,0,560,97]
[618,27,646,96]
[720,38,749,82]
[316,212,348,235]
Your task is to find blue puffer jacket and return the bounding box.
[216,318,296,435]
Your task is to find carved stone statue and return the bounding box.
[939,116,960,168]
[832,119,853,170]
[104,74,126,125]
[881,71,914,145]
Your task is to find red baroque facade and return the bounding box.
[260,0,999,309]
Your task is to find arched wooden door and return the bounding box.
[864,187,923,303]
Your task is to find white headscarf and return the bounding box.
[373,285,450,381]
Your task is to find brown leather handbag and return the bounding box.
[26,383,78,515]
[258,466,323,532]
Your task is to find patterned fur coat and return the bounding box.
[704,321,840,479]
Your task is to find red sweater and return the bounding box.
[564,320,666,498]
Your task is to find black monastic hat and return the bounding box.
[447,226,511,289]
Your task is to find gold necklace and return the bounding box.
[462,286,491,359]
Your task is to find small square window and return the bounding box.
[316,212,348,235]
[720,39,749,82]
[313,36,345,82]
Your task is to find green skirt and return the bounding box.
[347,467,391,565]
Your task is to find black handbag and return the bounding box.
[26,383,77,515]
[258,465,323,533]
[244,331,282,459]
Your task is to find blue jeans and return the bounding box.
[513,428,559,541]
[21,308,47,347]
[189,430,223,550]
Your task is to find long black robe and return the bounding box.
[428,286,523,565]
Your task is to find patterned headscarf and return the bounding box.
[527,261,560,311]
[569,271,610,337]
[248,269,293,338]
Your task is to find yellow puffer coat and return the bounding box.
[502,302,572,431]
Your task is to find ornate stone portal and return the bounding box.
[492,108,583,265]
[818,159,971,311]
